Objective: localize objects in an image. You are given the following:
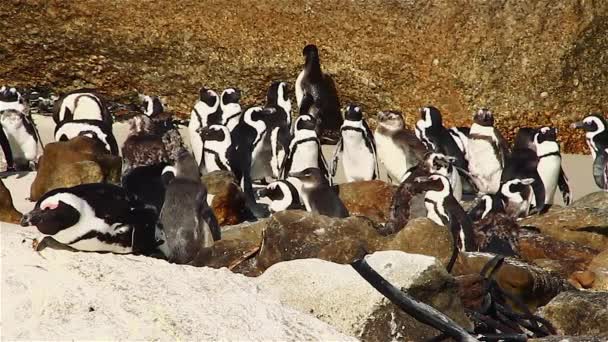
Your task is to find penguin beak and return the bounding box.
[570,121,584,129]
[255,188,270,199]
[288,171,307,179]
[413,176,430,183]
[20,208,43,227]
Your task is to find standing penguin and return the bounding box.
[374,110,428,183]
[331,104,378,182]
[157,151,221,264]
[53,88,112,126]
[264,82,292,179]
[466,108,509,194]
[189,87,220,166]
[20,183,160,254]
[220,88,242,131]
[572,114,608,190]
[281,115,330,182]
[533,127,571,205]
[289,167,348,218]
[501,127,545,214]
[256,179,303,213]
[0,109,42,170]
[200,124,234,173]
[411,174,476,272]
[295,44,342,144]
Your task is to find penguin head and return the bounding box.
[198,87,219,107]
[294,114,318,131]
[513,127,538,151]
[571,114,606,134]
[302,44,319,62]
[473,108,495,126]
[200,124,230,142]
[468,194,496,222]
[289,167,327,188]
[377,111,405,131]
[419,106,442,128]
[344,104,363,121]
[500,178,534,202]
[0,109,25,129]
[172,150,201,182]
[534,127,560,153]
[267,82,289,105]
[412,174,451,193]
[161,165,177,186]
[244,106,269,124]
[141,95,165,117]
[221,88,241,106]
[423,152,455,175]
[0,86,21,103]
[20,190,83,237]
[257,181,298,213]
[129,114,153,134]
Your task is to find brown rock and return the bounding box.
[336,180,396,223]
[30,136,121,201]
[588,249,608,291]
[569,270,595,289]
[538,291,608,337]
[201,171,251,226]
[571,191,608,209]
[521,206,608,251]
[0,179,21,223]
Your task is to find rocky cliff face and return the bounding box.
[1,0,607,152]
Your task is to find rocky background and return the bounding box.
[1,0,607,150]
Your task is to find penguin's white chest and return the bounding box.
[374,133,411,182]
[290,140,319,173]
[467,138,502,194]
[537,155,561,204]
[342,131,375,181]
[188,111,204,166]
[2,125,38,161]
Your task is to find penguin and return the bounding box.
[189,87,220,166]
[281,114,331,182]
[256,179,303,213]
[122,162,170,214]
[295,44,342,144]
[466,108,509,194]
[220,88,242,131]
[0,109,42,170]
[415,106,468,173]
[448,127,470,158]
[500,127,545,214]
[54,119,119,155]
[20,183,160,254]
[289,167,348,218]
[0,121,14,171]
[466,194,519,256]
[533,127,572,205]
[141,95,166,117]
[156,151,221,265]
[571,114,608,160]
[121,114,170,176]
[331,104,378,182]
[498,178,536,218]
[231,106,275,183]
[265,82,292,179]
[200,124,233,173]
[53,88,112,126]
[0,86,29,113]
[411,174,476,272]
[374,110,428,183]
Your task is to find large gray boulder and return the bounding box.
[256,251,472,341]
[537,291,608,337]
[1,225,354,341]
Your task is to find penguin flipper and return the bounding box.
[318,141,332,185]
[0,126,14,170]
[330,137,342,179]
[531,173,546,214]
[593,151,608,190]
[557,165,572,206]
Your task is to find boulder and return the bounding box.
[571,191,608,209]
[530,337,606,342]
[521,206,608,251]
[1,224,354,341]
[0,178,22,223]
[201,170,251,226]
[30,136,121,201]
[336,180,396,223]
[538,291,608,337]
[256,251,472,341]
[588,249,608,291]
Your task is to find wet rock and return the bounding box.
[201,171,251,226]
[571,191,608,209]
[538,291,608,337]
[453,252,573,311]
[257,251,472,341]
[0,178,21,223]
[521,206,608,251]
[30,136,121,201]
[336,180,396,223]
[588,249,608,291]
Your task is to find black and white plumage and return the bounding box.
[572,114,608,191]
[220,88,242,131]
[466,109,510,194]
[533,127,571,205]
[141,95,166,117]
[122,162,170,214]
[54,119,119,155]
[331,104,378,182]
[281,114,330,183]
[498,178,536,218]
[411,174,476,272]
[200,124,233,173]
[295,44,342,144]
[53,88,112,126]
[374,110,428,183]
[266,81,292,126]
[256,179,303,213]
[189,87,220,166]
[157,151,220,265]
[265,82,292,179]
[0,86,29,113]
[20,183,160,254]
[289,167,348,218]
[0,109,42,170]
[500,127,546,214]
